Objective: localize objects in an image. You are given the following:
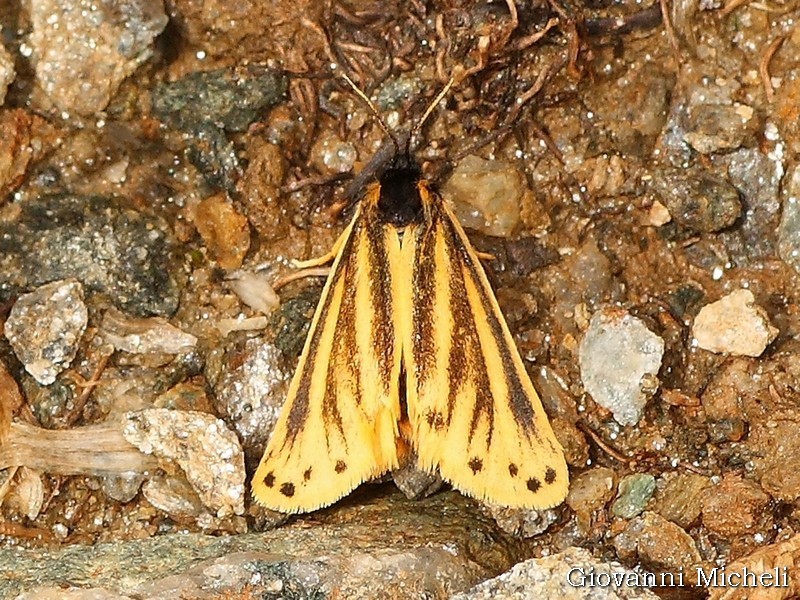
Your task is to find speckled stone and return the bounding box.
[28,0,167,115]
[4,279,88,385]
[0,194,182,317]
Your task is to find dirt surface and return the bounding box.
[1,0,800,599]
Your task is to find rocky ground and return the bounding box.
[1,0,799,599]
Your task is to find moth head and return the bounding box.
[336,70,453,226]
[377,147,423,227]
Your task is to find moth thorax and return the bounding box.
[377,166,424,227]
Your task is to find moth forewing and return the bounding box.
[406,186,568,509]
[252,188,403,513]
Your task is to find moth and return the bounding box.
[252,81,568,514]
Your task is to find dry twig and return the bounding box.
[577,421,631,465]
[659,0,681,56]
[63,351,112,427]
[719,0,753,17]
[547,0,581,77]
[516,17,559,51]
[760,35,786,104]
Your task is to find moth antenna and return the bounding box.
[410,77,454,151]
[338,70,401,157]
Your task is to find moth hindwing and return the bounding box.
[252,161,568,513]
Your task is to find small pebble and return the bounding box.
[101,474,147,503]
[4,467,44,521]
[392,465,443,501]
[193,194,251,270]
[566,467,616,529]
[442,155,527,237]
[141,474,207,518]
[651,168,741,233]
[646,200,671,227]
[691,289,778,357]
[309,130,357,175]
[28,0,167,115]
[683,103,757,154]
[225,270,280,315]
[748,416,800,502]
[579,307,665,426]
[701,475,771,537]
[486,505,560,538]
[651,472,709,529]
[582,64,673,157]
[205,337,291,456]
[4,279,88,385]
[720,147,783,260]
[100,307,197,355]
[614,511,702,573]
[611,474,656,519]
[152,66,286,133]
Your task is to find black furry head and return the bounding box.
[377,152,423,227]
[343,131,425,228]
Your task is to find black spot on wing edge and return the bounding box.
[545,467,557,484]
[468,457,483,473]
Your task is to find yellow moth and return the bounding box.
[252,81,568,514]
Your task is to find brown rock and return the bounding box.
[442,155,526,238]
[748,414,800,502]
[551,416,590,468]
[651,472,710,529]
[193,194,251,269]
[566,467,616,530]
[238,137,289,243]
[0,109,54,200]
[701,475,771,537]
[700,357,765,441]
[692,290,778,357]
[614,511,702,573]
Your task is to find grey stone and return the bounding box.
[4,279,88,385]
[579,307,664,426]
[28,0,167,115]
